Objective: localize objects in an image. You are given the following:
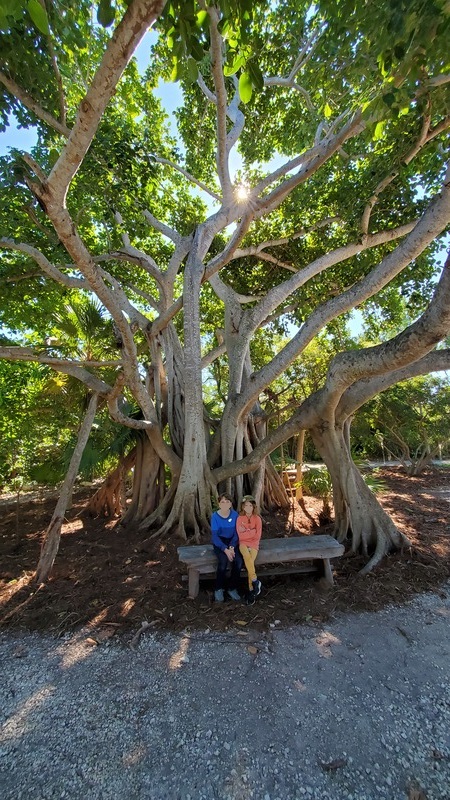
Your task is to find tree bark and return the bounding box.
[310,419,410,572]
[86,447,136,518]
[121,435,165,525]
[144,230,215,541]
[35,392,99,583]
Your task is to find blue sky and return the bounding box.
[0,116,38,155]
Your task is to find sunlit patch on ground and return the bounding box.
[0,469,449,636]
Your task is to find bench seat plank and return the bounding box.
[178,534,344,598]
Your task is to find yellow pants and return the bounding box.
[239,545,258,589]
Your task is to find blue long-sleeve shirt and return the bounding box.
[211,510,239,551]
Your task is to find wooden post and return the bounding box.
[323,558,333,585]
[188,568,200,599]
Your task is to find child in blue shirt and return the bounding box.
[211,493,243,602]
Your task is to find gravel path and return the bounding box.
[1,584,450,800]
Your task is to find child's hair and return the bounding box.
[240,495,257,514]
[217,492,233,504]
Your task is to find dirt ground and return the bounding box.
[0,467,449,639]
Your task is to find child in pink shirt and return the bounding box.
[236,495,262,605]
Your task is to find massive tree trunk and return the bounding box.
[310,419,410,572]
[142,233,215,541]
[121,435,165,525]
[35,393,99,583]
[87,447,136,518]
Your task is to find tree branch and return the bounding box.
[361,107,450,236]
[47,0,166,200]
[232,217,341,273]
[0,70,70,137]
[149,155,222,201]
[232,168,450,420]
[423,73,450,90]
[246,222,417,337]
[207,5,232,200]
[225,78,245,155]
[256,112,364,215]
[264,76,314,113]
[107,371,182,473]
[337,349,450,420]
[0,347,114,393]
[201,341,226,370]
[321,249,450,412]
[142,209,181,244]
[197,72,216,103]
[262,29,321,114]
[0,238,88,288]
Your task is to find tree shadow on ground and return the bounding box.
[0,468,449,639]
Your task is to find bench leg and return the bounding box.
[188,568,200,599]
[322,558,334,585]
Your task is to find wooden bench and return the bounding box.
[177,535,345,599]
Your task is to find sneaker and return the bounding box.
[246,591,255,606]
[214,589,224,602]
[227,588,241,601]
[252,579,262,596]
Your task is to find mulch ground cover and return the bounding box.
[0,467,449,640]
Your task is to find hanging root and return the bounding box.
[138,482,178,532]
[334,515,349,544]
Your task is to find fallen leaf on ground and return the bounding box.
[247,645,258,654]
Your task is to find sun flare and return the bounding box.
[235,183,250,202]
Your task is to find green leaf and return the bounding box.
[179,18,190,44]
[217,18,230,36]
[170,56,183,83]
[394,44,405,60]
[172,38,184,59]
[238,71,252,104]
[196,10,208,28]
[186,57,198,85]
[27,0,50,35]
[0,0,22,28]
[189,35,204,61]
[48,148,60,168]
[224,52,246,76]
[97,0,115,29]
[373,120,386,140]
[323,102,332,119]
[248,59,264,93]
[382,93,396,108]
